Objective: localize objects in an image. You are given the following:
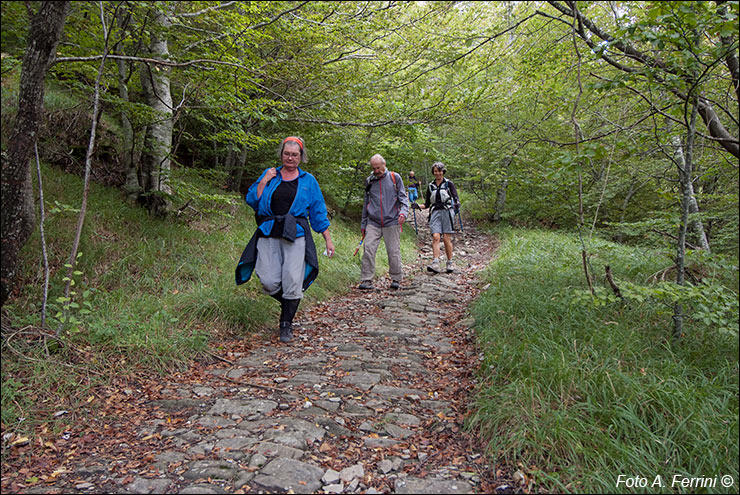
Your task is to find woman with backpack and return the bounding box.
[414,162,460,273]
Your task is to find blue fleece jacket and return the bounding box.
[246,166,331,237]
[235,166,330,287]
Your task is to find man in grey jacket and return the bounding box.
[358,154,409,290]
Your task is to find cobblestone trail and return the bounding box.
[14,224,500,494]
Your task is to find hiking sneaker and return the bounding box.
[427,259,441,273]
[279,322,293,343]
[446,259,455,273]
[390,280,400,290]
[358,281,374,290]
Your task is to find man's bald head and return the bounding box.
[370,154,386,177]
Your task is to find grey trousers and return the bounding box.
[360,224,403,283]
[255,236,306,300]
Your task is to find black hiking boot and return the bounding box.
[279,322,293,343]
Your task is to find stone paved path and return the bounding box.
[15,223,501,494]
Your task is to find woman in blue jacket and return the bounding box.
[236,136,335,343]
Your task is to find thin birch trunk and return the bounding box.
[672,99,699,340]
[492,157,510,223]
[34,142,50,329]
[570,13,593,294]
[57,2,109,336]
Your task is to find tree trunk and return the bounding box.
[115,9,141,203]
[213,140,221,169]
[493,157,511,223]
[224,145,236,172]
[687,178,711,253]
[58,27,109,336]
[228,146,248,192]
[672,136,711,253]
[139,6,174,216]
[1,1,69,306]
[672,99,699,340]
[616,177,639,243]
[118,57,140,202]
[696,98,739,159]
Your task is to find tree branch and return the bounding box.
[385,13,538,91]
[54,53,256,72]
[717,1,739,101]
[284,117,428,127]
[543,1,740,159]
[175,1,237,18]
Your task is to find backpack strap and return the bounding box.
[365,171,399,194]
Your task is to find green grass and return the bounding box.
[468,227,739,494]
[1,160,418,435]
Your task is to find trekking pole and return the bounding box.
[457,208,464,233]
[412,206,418,235]
[353,233,365,256]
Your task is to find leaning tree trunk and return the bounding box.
[139,7,174,216]
[1,1,69,307]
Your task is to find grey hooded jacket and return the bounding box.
[361,170,409,230]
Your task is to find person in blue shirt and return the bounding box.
[235,136,335,343]
[407,170,420,204]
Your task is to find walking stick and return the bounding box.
[456,208,464,233]
[353,234,365,256]
[412,206,418,235]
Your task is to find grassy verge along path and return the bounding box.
[468,227,739,493]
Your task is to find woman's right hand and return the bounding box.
[257,168,277,198]
[262,167,278,183]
